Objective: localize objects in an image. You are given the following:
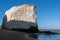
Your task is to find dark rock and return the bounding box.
[39,31,57,35]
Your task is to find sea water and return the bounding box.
[37,34,60,40]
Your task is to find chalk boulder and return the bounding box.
[2,4,38,32]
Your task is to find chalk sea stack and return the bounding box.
[2,4,38,33]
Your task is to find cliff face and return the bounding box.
[2,4,38,32]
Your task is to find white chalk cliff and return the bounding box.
[2,4,38,31]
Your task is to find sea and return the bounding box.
[37,34,60,40]
[37,29,60,40]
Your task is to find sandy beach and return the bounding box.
[0,29,36,40]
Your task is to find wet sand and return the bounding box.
[0,29,36,40]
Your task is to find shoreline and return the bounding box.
[0,29,37,40]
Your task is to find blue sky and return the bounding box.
[0,0,60,29]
